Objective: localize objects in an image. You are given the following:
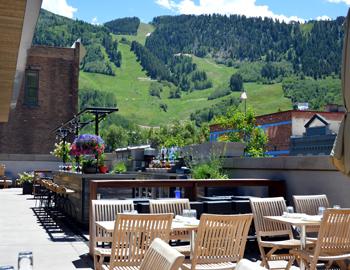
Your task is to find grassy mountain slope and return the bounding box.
[79,25,292,126]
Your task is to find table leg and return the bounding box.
[300,225,306,270]
[190,230,196,259]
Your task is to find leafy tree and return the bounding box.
[149,82,162,98]
[79,88,117,109]
[208,86,231,100]
[229,73,243,92]
[104,124,128,150]
[282,76,342,110]
[169,87,181,99]
[147,120,208,148]
[81,44,115,76]
[190,97,240,126]
[191,159,227,179]
[213,108,268,157]
[159,103,168,112]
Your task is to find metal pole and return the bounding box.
[95,113,99,135]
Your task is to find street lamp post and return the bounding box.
[240,91,248,144]
[240,91,247,116]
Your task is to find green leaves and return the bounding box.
[213,109,268,157]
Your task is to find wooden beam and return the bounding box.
[0,0,27,122]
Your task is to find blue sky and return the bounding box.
[42,0,350,24]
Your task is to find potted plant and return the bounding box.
[70,134,105,174]
[111,162,127,174]
[51,140,71,169]
[81,156,98,174]
[98,153,108,174]
[17,172,34,195]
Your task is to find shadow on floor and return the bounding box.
[31,207,87,243]
[72,254,94,269]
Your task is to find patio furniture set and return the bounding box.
[90,195,350,270]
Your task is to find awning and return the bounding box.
[331,8,350,175]
[0,0,42,122]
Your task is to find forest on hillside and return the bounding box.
[147,15,345,79]
[33,10,344,136]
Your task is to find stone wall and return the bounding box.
[0,45,79,154]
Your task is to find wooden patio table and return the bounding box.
[265,215,321,270]
[95,219,199,256]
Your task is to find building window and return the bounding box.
[24,69,39,106]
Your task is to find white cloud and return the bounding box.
[316,15,332,21]
[155,0,305,23]
[42,0,77,19]
[91,17,100,25]
[328,0,350,5]
[156,0,175,9]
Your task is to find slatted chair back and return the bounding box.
[149,199,191,217]
[109,213,173,268]
[139,238,185,270]
[293,194,329,215]
[309,209,350,269]
[190,214,253,268]
[293,194,330,234]
[91,200,134,246]
[250,197,293,238]
[150,199,191,242]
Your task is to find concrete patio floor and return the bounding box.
[0,188,93,269]
[0,188,309,270]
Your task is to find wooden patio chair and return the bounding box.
[149,199,191,254]
[293,194,329,216]
[291,209,350,270]
[139,238,185,270]
[101,213,173,270]
[293,194,329,238]
[0,164,10,188]
[250,197,303,270]
[92,200,135,270]
[182,213,253,270]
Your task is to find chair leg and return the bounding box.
[93,254,98,270]
[285,257,295,270]
[258,244,270,269]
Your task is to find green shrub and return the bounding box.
[191,159,227,179]
[17,172,34,185]
[112,162,127,173]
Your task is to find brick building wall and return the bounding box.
[256,111,293,155]
[0,45,79,154]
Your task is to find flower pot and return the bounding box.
[99,165,108,174]
[22,182,33,195]
[82,165,97,174]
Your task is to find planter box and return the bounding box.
[22,182,33,195]
[182,142,245,160]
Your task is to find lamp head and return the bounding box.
[240,91,247,100]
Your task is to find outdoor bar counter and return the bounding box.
[53,171,183,225]
[53,171,138,225]
[53,171,286,227]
